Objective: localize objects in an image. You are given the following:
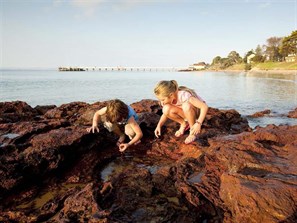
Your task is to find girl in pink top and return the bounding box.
[154,80,208,144]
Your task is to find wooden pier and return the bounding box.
[58,66,186,72]
[58,67,86,71]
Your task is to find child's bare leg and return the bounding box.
[113,125,125,143]
[182,102,197,129]
[163,104,188,137]
[163,104,185,124]
[125,124,141,145]
[182,102,198,144]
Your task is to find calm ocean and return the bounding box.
[1,69,296,128]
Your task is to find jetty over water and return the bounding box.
[58,66,187,72]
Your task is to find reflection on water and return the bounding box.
[187,172,204,184]
[0,70,296,127]
[100,155,162,182]
[246,71,297,82]
[16,183,85,210]
[1,133,20,139]
[247,116,297,129]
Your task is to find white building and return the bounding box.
[247,54,255,64]
[189,62,206,70]
[285,54,296,62]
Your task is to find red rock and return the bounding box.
[44,101,89,121]
[130,99,161,113]
[186,125,297,222]
[52,183,104,222]
[288,108,297,118]
[0,101,38,123]
[34,105,56,115]
[249,109,271,117]
[0,100,295,223]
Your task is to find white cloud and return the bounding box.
[69,0,105,17]
[112,1,141,11]
[53,0,171,18]
[53,0,64,7]
[70,0,105,9]
[259,2,271,9]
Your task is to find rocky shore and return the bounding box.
[0,100,296,223]
[247,68,297,75]
[206,68,297,75]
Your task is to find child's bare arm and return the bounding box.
[87,107,107,133]
[188,97,208,134]
[154,114,167,138]
[119,117,143,152]
[128,118,143,146]
[189,97,208,123]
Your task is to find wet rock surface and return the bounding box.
[248,109,271,118]
[288,108,297,118]
[0,100,296,223]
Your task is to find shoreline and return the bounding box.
[247,69,297,75]
[205,69,297,75]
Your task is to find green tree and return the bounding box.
[264,37,283,61]
[219,58,233,69]
[252,45,265,63]
[280,30,297,57]
[228,50,242,64]
[243,50,254,63]
[212,56,222,65]
[245,63,252,71]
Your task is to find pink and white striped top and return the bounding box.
[173,90,204,108]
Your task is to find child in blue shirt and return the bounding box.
[87,99,143,152]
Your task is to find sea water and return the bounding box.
[1,69,296,128]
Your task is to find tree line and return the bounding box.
[210,30,297,70]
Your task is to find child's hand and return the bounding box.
[119,143,129,153]
[190,123,201,135]
[154,126,161,138]
[87,125,99,133]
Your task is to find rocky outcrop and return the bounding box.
[0,100,296,223]
[248,109,271,118]
[186,124,297,222]
[0,101,38,123]
[288,108,297,118]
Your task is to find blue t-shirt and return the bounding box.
[127,105,138,121]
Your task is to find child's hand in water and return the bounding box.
[119,143,129,153]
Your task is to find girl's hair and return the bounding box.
[154,80,178,97]
[154,80,198,98]
[106,99,128,123]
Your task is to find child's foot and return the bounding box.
[184,134,197,144]
[116,134,126,146]
[175,122,190,137]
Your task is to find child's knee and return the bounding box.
[162,104,172,115]
[182,101,193,113]
[125,124,135,138]
[103,122,115,132]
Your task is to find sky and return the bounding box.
[1,0,296,69]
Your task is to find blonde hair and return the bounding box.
[154,80,198,98]
[106,99,128,123]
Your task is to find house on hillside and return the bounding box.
[247,54,255,64]
[189,62,206,70]
[285,54,296,62]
